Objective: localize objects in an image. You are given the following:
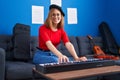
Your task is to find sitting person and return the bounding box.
[33,4,87,64]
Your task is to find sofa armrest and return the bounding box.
[0,48,5,80]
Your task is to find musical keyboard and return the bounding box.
[35,59,115,74]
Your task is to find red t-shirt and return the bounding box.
[38,25,69,50]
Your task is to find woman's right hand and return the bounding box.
[46,41,69,63]
[58,55,69,63]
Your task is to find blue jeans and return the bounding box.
[33,50,74,64]
[33,50,58,64]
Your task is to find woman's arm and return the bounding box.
[65,42,87,61]
[46,41,69,63]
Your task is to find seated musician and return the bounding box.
[33,4,87,64]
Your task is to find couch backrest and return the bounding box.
[0,35,38,61]
[57,36,80,57]
[76,36,104,58]
[0,35,14,60]
[0,23,31,61]
[0,34,105,61]
[30,36,38,58]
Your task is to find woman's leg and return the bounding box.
[33,50,58,64]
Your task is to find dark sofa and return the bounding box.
[0,35,35,80]
[0,34,100,80]
[0,26,120,80]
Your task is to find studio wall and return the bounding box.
[0,0,119,45]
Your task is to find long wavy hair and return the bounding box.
[44,9,64,29]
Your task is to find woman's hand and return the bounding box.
[58,55,69,63]
[75,56,87,61]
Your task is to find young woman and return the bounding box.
[33,4,87,64]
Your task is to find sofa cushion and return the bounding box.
[5,61,35,80]
[30,36,38,58]
[0,35,14,60]
[76,36,104,58]
[57,36,80,58]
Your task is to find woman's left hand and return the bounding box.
[75,56,87,61]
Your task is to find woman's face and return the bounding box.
[51,9,61,25]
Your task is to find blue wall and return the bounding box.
[0,0,119,45]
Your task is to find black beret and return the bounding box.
[49,4,65,17]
